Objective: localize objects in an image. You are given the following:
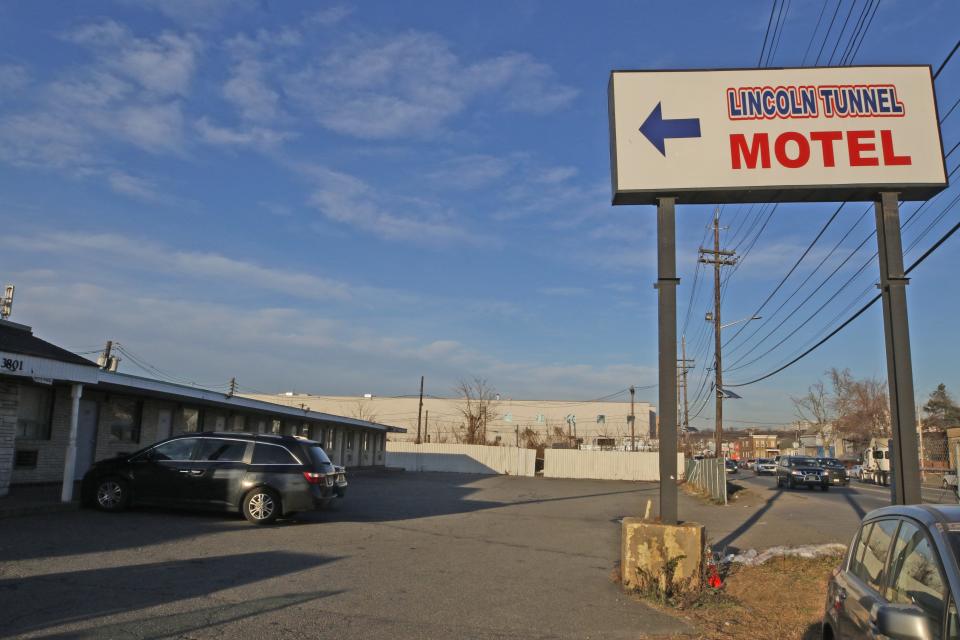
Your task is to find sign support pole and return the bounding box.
[656,196,679,524]
[875,191,922,505]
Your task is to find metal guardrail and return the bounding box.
[684,458,728,504]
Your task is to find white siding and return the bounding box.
[542,450,686,481]
[386,442,535,477]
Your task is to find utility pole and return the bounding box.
[416,375,424,444]
[1,284,14,320]
[699,210,737,459]
[98,340,120,371]
[677,335,695,436]
[629,385,636,451]
[227,377,237,398]
[425,410,430,443]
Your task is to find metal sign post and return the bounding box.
[656,197,679,525]
[876,192,922,505]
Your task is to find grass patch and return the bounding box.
[645,554,841,640]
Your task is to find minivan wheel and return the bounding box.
[94,477,129,512]
[243,488,280,524]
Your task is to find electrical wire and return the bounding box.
[727,200,960,388]
[801,0,830,65]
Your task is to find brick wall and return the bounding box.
[11,385,72,484]
[0,380,17,496]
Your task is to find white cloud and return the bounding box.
[0,112,93,170]
[305,6,353,27]
[67,21,200,96]
[195,117,293,148]
[107,171,162,201]
[284,31,577,139]
[3,231,355,302]
[426,154,513,189]
[302,164,493,246]
[0,64,29,92]
[114,102,184,152]
[538,287,589,296]
[115,0,253,28]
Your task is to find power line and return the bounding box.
[814,0,844,65]
[801,0,830,65]
[757,0,781,67]
[934,39,960,79]
[727,203,960,388]
[826,0,860,65]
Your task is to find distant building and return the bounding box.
[244,393,658,449]
[734,434,780,460]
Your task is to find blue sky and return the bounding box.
[1,0,958,430]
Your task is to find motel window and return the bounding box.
[106,397,142,443]
[271,419,281,434]
[362,432,369,451]
[346,432,354,450]
[17,385,54,440]
[180,407,200,433]
[231,414,245,432]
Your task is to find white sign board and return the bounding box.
[609,66,948,205]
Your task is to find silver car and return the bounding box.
[822,504,960,639]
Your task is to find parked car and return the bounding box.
[725,459,738,474]
[81,432,346,524]
[822,504,960,640]
[755,458,777,475]
[775,456,831,490]
[848,464,864,480]
[816,457,850,486]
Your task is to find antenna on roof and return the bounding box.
[1,284,14,320]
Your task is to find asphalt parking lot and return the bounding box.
[0,473,691,639]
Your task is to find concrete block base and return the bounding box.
[621,519,705,596]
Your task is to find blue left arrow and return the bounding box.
[639,102,701,156]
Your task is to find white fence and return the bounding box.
[385,442,535,477]
[542,449,685,481]
[684,458,728,504]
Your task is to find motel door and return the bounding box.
[156,408,172,441]
[75,399,99,478]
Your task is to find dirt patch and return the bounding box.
[643,554,841,639]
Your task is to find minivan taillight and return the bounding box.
[303,472,326,484]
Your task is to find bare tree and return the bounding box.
[351,398,378,423]
[828,368,889,446]
[792,380,831,436]
[455,378,498,445]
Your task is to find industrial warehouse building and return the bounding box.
[0,318,403,501]
[245,392,658,449]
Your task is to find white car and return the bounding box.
[848,464,863,480]
[754,458,777,475]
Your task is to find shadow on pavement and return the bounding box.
[0,552,341,638]
[291,472,658,525]
[840,488,867,519]
[0,507,247,562]
[35,591,343,639]
[712,485,784,554]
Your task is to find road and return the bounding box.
[0,472,692,639]
[705,471,960,554]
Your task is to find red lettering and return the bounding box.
[809,131,843,167]
[730,133,770,169]
[847,130,878,166]
[880,129,911,166]
[774,132,810,168]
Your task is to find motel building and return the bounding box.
[0,317,404,502]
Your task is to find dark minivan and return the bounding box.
[80,432,347,524]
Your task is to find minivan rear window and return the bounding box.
[252,443,299,465]
[307,445,334,470]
